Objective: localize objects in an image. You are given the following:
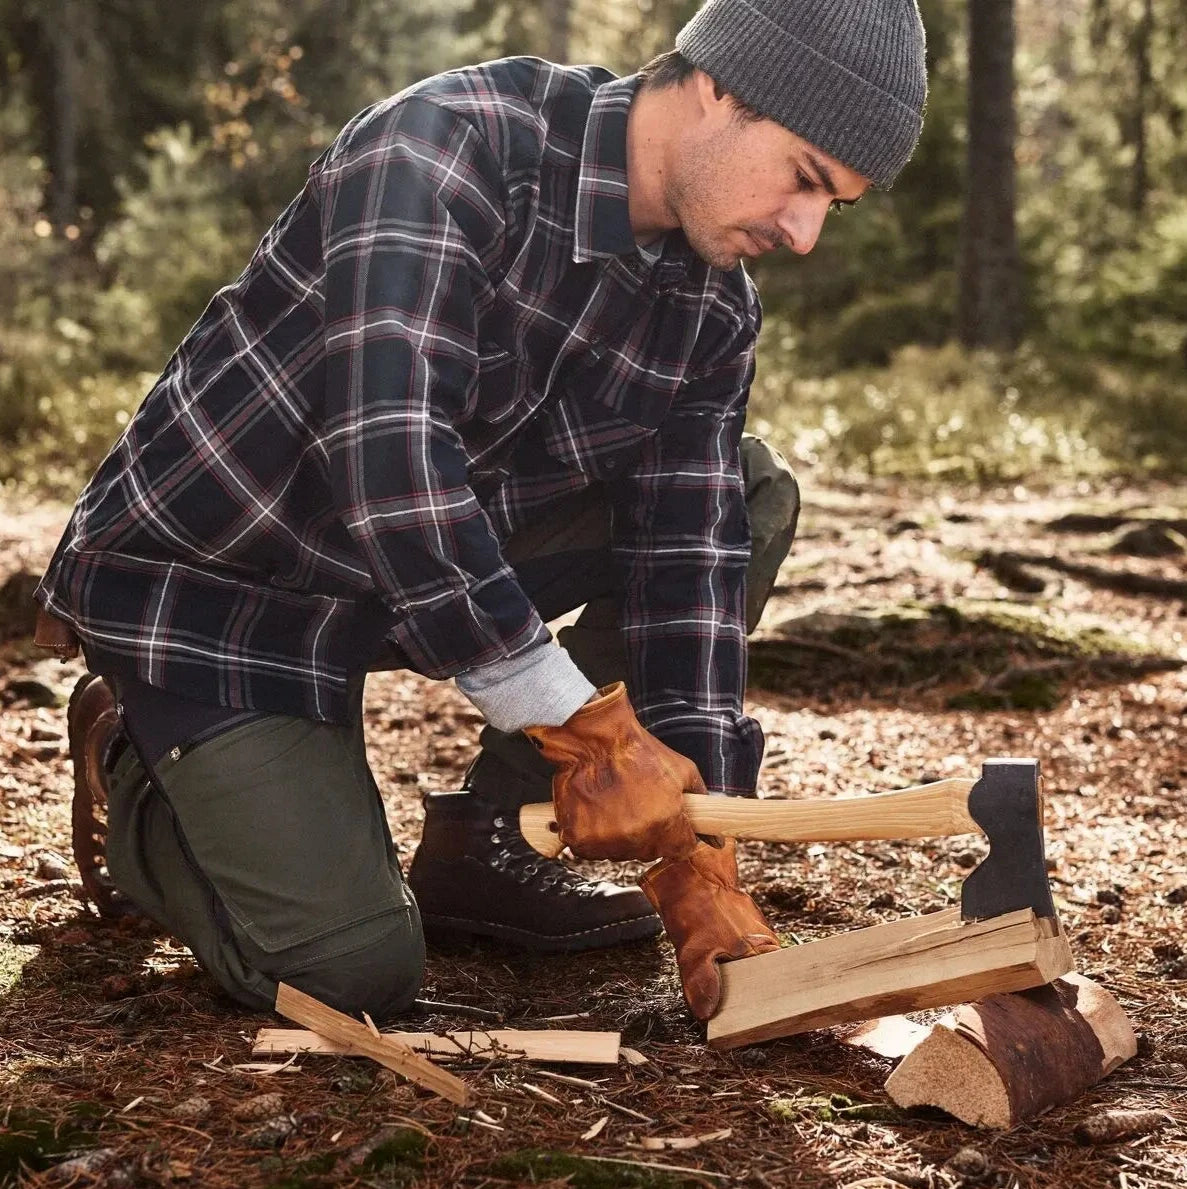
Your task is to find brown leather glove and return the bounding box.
[523,682,699,862]
[640,839,780,1020]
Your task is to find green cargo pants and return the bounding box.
[101,434,798,1017]
[106,701,425,1019]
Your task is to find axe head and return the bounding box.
[961,758,1055,921]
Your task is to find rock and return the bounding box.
[1109,524,1187,558]
[0,570,40,640]
[234,1091,286,1121]
[37,856,70,881]
[4,679,61,708]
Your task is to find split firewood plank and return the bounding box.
[884,973,1136,1128]
[274,982,469,1105]
[707,907,1073,1050]
[253,1026,620,1065]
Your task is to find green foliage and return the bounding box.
[93,126,257,367]
[751,339,1121,481]
[0,0,1183,495]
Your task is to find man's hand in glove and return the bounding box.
[523,681,699,862]
[640,839,780,1020]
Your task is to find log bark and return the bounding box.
[884,973,1135,1128]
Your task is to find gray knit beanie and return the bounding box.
[675,0,928,188]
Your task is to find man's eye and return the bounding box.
[796,170,815,191]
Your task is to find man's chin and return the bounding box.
[689,239,743,271]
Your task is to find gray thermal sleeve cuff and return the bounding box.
[454,641,596,732]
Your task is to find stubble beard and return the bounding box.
[667,129,745,272]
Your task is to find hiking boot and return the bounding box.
[67,673,133,918]
[407,729,661,952]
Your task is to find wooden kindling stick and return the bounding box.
[274,982,470,1106]
[253,1026,621,1065]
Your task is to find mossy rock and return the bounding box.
[264,1129,426,1188]
[0,1105,107,1178]
[750,599,1180,708]
[489,1149,680,1187]
[1108,523,1187,558]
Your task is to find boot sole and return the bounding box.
[419,909,661,954]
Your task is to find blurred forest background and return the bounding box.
[1,0,1184,497]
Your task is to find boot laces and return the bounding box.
[489,816,600,897]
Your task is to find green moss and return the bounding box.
[767,1092,900,1124]
[0,943,39,997]
[948,672,1063,712]
[357,1128,426,1178]
[489,1149,680,1187]
[263,1152,336,1189]
[0,1105,107,1178]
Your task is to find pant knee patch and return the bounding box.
[262,904,426,1022]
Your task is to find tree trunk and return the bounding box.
[43,0,81,237]
[544,0,572,63]
[958,0,1022,351]
[1131,0,1153,216]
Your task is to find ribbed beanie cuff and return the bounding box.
[676,0,927,188]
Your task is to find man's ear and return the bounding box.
[691,68,734,123]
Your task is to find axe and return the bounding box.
[519,758,1054,922]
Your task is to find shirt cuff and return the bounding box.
[454,641,596,732]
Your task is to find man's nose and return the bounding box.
[779,199,831,256]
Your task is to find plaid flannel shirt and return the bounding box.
[37,57,766,793]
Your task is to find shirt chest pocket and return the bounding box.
[474,342,532,425]
[537,384,674,480]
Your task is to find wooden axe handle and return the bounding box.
[518,778,980,858]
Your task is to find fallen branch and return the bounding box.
[977,550,1187,600]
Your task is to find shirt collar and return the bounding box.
[572,73,642,263]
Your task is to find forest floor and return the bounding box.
[1,479,1186,1189]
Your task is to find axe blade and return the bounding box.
[961,758,1055,921]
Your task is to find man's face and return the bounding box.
[667,80,872,271]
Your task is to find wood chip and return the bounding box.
[634,1127,732,1151]
[620,1046,649,1066]
[581,1115,609,1140]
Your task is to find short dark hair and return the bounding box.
[637,50,764,123]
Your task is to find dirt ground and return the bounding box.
[1,479,1185,1189]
